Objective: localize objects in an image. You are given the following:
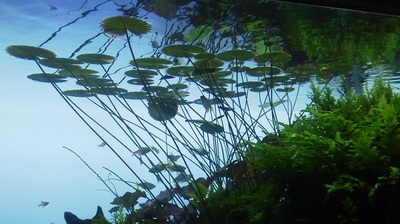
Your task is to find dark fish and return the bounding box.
[38,201,49,208]
[149,163,166,173]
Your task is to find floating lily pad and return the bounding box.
[6,45,56,60]
[101,16,151,36]
[77,53,115,64]
[236,81,264,88]
[200,122,224,134]
[230,66,250,72]
[63,89,93,97]
[142,86,168,94]
[124,69,157,77]
[127,78,154,85]
[217,50,255,61]
[162,44,205,57]
[131,58,172,69]
[76,78,114,87]
[276,87,295,92]
[27,73,66,83]
[167,83,188,90]
[217,91,246,98]
[250,86,268,92]
[120,91,149,100]
[194,52,216,60]
[247,66,281,77]
[254,51,291,63]
[39,58,83,69]
[148,98,178,121]
[91,87,128,95]
[194,59,224,69]
[59,68,99,78]
[166,66,195,77]
[200,77,235,87]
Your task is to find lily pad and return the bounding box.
[276,87,295,92]
[124,69,158,77]
[200,122,224,134]
[77,53,115,64]
[76,78,114,88]
[6,45,56,60]
[217,91,246,98]
[254,51,291,63]
[127,78,154,85]
[148,98,178,121]
[63,89,93,97]
[59,68,99,78]
[162,44,205,57]
[236,81,264,88]
[166,66,195,77]
[91,87,128,95]
[194,59,224,69]
[120,91,149,100]
[216,50,255,61]
[131,58,172,69]
[101,16,151,36]
[194,52,216,60]
[27,73,66,83]
[39,58,83,69]
[167,83,188,90]
[247,66,281,77]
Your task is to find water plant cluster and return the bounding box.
[6,0,400,223]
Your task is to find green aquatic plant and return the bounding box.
[243,79,400,223]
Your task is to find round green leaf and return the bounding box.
[254,52,291,63]
[101,16,151,36]
[148,99,178,121]
[166,66,195,77]
[217,50,255,61]
[247,67,281,77]
[162,45,205,57]
[27,73,66,83]
[77,53,115,64]
[63,89,93,97]
[131,58,172,69]
[39,58,83,69]
[6,45,56,60]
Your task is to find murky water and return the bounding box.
[2,0,400,223]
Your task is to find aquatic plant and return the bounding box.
[245,79,400,223]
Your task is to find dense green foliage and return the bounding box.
[241,79,400,223]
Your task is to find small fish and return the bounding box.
[133,146,159,156]
[167,154,181,162]
[49,5,57,11]
[190,148,209,156]
[200,96,212,113]
[98,141,107,147]
[174,173,193,183]
[167,163,186,172]
[149,163,166,173]
[38,201,49,208]
[136,181,156,190]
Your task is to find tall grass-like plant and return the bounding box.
[6,4,305,223]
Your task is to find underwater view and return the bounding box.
[2,0,400,223]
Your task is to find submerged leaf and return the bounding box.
[77,53,115,64]
[101,16,151,36]
[148,98,178,121]
[200,122,224,134]
[27,73,66,83]
[6,45,56,60]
